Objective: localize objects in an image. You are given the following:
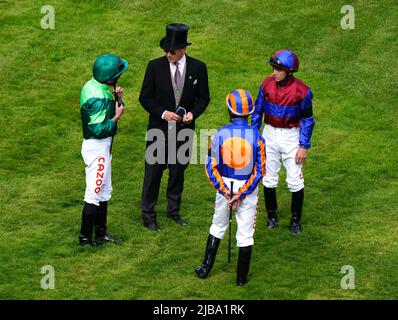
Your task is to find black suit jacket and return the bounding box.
[139,55,210,132]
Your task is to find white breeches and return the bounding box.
[81,137,113,206]
[262,125,304,192]
[210,177,258,247]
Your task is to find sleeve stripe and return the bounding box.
[212,165,227,193]
[205,157,227,194]
[204,164,216,188]
[258,139,266,176]
[239,166,257,194]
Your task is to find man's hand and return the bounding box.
[112,102,124,122]
[228,193,243,209]
[182,112,194,124]
[295,147,307,164]
[163,111,182,122]
[113,86,124,102]
[224,190,232,201]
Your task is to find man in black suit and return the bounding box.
[139,23,210,231]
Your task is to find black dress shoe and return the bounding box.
[170,216,188,227]
[95,234,123,244]
[79,236,102,247]
[267,218,278,229]
[145,223,160,232]
[290,221,301,235]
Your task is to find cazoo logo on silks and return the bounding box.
[94,156,106,194]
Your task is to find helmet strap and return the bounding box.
[228,109,233,122]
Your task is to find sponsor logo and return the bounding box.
[94,156,106,193]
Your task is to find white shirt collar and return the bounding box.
[169,54,186,74]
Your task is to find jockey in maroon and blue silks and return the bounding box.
[252,49,315,235]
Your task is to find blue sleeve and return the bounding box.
[299,89,315,149]
[205,132,229,195]
[252,85,265,132]
[238,134,266,199]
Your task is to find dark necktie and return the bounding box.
[174,61,181,90]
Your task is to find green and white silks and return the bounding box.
[80,78,116,139]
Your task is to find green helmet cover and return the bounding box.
[93,54,128,83]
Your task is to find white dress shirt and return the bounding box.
[161,54,186,119]
[169,53,186,80]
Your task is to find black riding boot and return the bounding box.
[79,202,99,246]
[290,189,304,234]
[264,187,278,228]
[94,201,123,244]
[195,234,221,279]
[94,201,107,239]
[237,245,252,286]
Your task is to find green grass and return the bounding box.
[0,0,397,299]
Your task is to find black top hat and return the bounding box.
[160,23,192,51]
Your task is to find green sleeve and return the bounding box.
[88,119,116,139]
[81,98,116,139]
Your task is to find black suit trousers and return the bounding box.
[141,130,192,226]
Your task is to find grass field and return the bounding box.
[0,0,397,300]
